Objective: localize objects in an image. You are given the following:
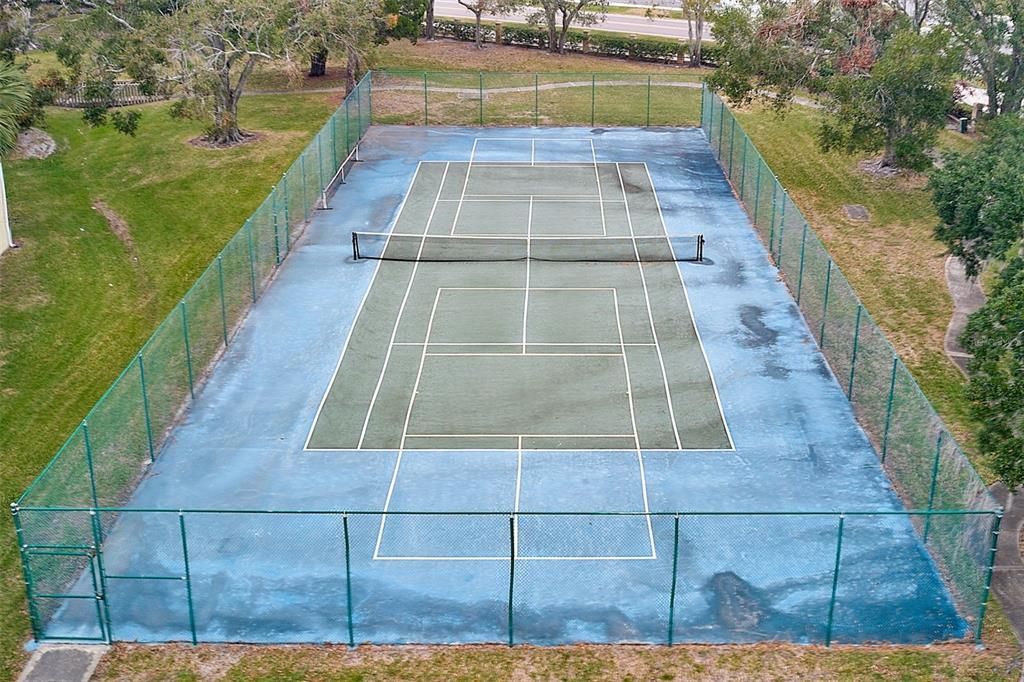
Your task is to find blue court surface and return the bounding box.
[46,127,969,645]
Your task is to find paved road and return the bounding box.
[434,0,713,41]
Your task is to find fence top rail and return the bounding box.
[373,69,694,77]
[12,505,1001,516]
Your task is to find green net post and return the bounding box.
[975,511,1003,645]
[752,162,762,226]
[533,74,539,127]
[423,72,428,125]
[738,138,748,199]
[89,510,113,643]
[137,354,155,462]
[881,355,899,463]
[923,432,944,543]
[300,155,308,222]
[478,72,484,125]
[796,221,808,303]
[507,514,516,647]
[343,514,355,647]
[81,420,100,510]
[667,513,680,645]
[591,74,596,127]
[825,513,845,646]
[727,116,736,179]
[245,220,257,303]
[216,255,228,346]
[180,301,195,399]
[847,304,863,400]
[11,504,44,640]
[646,75,652,128]
[178,512,198,645]
[819,260,833,346]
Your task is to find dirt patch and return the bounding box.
[10,127,56,160]
[188,130,265,150]
[92,200,138,262]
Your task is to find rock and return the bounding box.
[10,127,56,160]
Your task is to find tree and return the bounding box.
[292,0,384,87]
[707,0,960,168]
[457,0,518,48]
[678,0,716,66]
[530,0,608,54]
[424,0,436,39]
[940,0,1024,118]
[930,116,1024,275]
[960,258,1024,489]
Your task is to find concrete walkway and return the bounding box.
[990,483,1024,645]
[944,255,986,374]
[16,645,106,682]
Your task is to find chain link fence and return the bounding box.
[700,84,1001,642]
[10,75,1002,648]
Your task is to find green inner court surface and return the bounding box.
[306,158,732,451]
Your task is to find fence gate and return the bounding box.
[23,548,107,642]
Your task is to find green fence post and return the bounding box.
[667,514,680,645]
[271,187,282,265]
[180,301,195,399]
[478,72,484,125]
[738,137,748,200]
[343,514,355,647]
[11,504,44,640]
[81,421,100,510]
[245,220,257,303]
[727,116,736,179]
[178,512,198,645]
[847,304,863,400]
[819,260,833,346]
[316,135,325,205]
[355,84,362,135]
[591,74,596,126]
[423,72,428,125]
[533,74,539,126]
[707,87,715,142]
[825,513,845,646]
[366,75,373,129]
[717,100,725,155]
[345,100,352,153]
[89,510,114,643]
[975,511,1003,645]
[881,356,899,463]
[299,155,308,222]
[646,75,652,128]
[507,514,516,647]
[923,431,944,543]
[768,184,778,254]
[752,162,762,227]
[138,354,155,462]
[331,113,339,172]
[216,255,228,346]
[775,196,787,266]
[280,179,292,251]
[796,221,808,304]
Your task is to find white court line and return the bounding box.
[523,196,532,354]
[591,143,608,237]
[374,555,657,561]
[313,447,735,452]
[356,163,451,449]
[372,288,443,560]
[642,162,736,450]
[392,342,657,346]
[424,352,624,357]
[617,162,682,451]
[303,162,426,451]
[403,433,638,438]
[612,289,658,559]
[461,194,601,200]
[367,233,680,242]
[439,198,621,203]
[449,142,477,236]
[438,286,615,291]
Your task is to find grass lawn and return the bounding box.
[0,92,338,682]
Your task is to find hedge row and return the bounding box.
[433,18,721,66]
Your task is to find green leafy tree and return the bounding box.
[457,0,520,48]
[960,258,1024,489]
[930,116,1024,275]
[530,0,608,54]
[708,0,959,168]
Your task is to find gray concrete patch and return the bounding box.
[842,204,870,222]
[990,483,1024,647]
[17,645,107,682]
[944,256,986,374]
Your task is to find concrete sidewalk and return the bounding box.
[990,483,1024,645]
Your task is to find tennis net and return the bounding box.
[351,232,705,263]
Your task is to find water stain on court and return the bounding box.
[738,304,778,348]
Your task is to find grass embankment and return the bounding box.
[91,641,1022,681]
[0,93,338,682]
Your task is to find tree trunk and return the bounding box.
[309,50,328,78]
[474,11,483,48]
[880,135,897,167]
[545,6,558,53]
[345,48,359,93]
[425,0,435,39]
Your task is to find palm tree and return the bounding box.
[0,61,33,252]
